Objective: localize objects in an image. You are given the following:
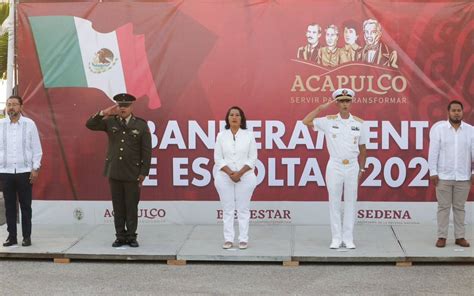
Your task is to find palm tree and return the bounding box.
[0,1,9,80]
[0,1,9,119]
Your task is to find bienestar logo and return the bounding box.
[216,209,291,221]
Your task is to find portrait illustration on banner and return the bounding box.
[296,19,398,69]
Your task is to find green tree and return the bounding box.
[0,2,10,79]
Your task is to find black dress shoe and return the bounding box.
[3,238,18,247]
[22,238,32,247]
[128,239,139,248]
[112,239,126,248]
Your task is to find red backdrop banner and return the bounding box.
[17,1,473,202]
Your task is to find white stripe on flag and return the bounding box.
[74,17,127,99]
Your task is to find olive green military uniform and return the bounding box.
[86,113,152,241]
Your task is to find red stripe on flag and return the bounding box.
[116,24,161,109]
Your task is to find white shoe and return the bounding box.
[344,241,356,249]
[329,240,342,249]
[239,242,248,249]
[222,241,233,249]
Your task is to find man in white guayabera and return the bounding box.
[0,95,43,248]
[428,100,473,248]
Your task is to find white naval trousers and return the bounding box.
[325,158,359,244]
[214,171,257,243]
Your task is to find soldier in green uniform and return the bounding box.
[86,93,152,248]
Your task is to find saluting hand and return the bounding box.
[101,105,119,117]
[320,99,336,110]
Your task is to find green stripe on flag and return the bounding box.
[29,16,87,88]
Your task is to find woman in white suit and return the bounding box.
[214,106,258,249]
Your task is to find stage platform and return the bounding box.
[0,224,472,265]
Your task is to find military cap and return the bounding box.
[332,88,355,101]
[113,93,136,106]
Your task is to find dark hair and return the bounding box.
[307,23,322,34]
[342,20,358,31]
[7,95,23,105]
[447,100,463,111]
[224,106,247,130]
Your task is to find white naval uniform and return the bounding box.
[313,113,368,245]
[213,128,258,243]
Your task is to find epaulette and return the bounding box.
[326,115,338,120]
[132,116,147,123]
[353,116,364,123]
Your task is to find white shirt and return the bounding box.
[123,114,132,125]
[428,120,473,181]
[0,115,43,173]
[313,113,368,160]
[213,128,258,175]
[367,50,376,63]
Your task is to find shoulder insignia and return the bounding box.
[134,117,147,123]
[326,115,338,120]
[353,116,364,123]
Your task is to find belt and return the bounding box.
[330,157,358,165]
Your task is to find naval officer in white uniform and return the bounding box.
[214,106,258,250]
[303,88,368,249]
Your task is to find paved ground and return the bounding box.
[0,197,472,295]
[2,224,472,263]
[0,260,472,295]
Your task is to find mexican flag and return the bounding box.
[29,16,161,109]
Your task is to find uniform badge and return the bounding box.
[131,129,140,135]
[351,126,360,131]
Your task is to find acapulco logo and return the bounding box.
[290,19,408,104]
[104,208,166,220]
[73,208,84,221]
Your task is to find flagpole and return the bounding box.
[6,0,14,96]
[44,89,79,200]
